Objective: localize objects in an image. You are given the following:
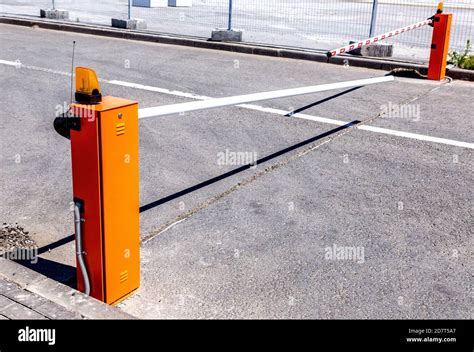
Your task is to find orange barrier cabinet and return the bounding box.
[69,96,140,305]
[428,12,453,81]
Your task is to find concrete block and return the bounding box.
[40,9,69,20]
[34,301,82,320]
[348,41,393,58]
[0,295,14,310]
[168,0,193,6]
[211,29,243,42]
[0,296,47,319]
[133,0,168,7]
[134,19,148,30]
[111,18,147,30]
[0,280,49,309]
[0,279,18,294]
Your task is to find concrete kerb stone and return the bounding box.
[0,16,472,80]
[0,258,134,320]
[0,257,44,289]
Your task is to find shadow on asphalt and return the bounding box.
[285,86,363,117]
[12,87,371,286]
[15,234,77,287]
[140,119,362,213]
[17,258,76,287]
[37,234,75,255]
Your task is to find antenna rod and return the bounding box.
[70,41,76,107]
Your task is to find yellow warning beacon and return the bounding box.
[75,67,102,104]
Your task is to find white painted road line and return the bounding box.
[108,80,212,101]
[357,125,474,149]
[0,59,19,66]
[1,59,473,150]
[109,79,474,150]
[0,59,72,76]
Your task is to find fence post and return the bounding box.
[228,0,233,31]
[369,0,379,37]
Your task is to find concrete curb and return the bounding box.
[0,258,134,320]
[0,15,472,82]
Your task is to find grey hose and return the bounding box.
[74,202,90,296]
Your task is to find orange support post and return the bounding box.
[70,95,140,305]
[428,11,453,81]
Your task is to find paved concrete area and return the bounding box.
[1,0,473,61]
[0,24,472,319]
[0,258,134,319]
[0,277,80,319]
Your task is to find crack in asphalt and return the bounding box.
[141,77,453,244]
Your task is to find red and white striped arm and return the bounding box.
[327,19,433,58]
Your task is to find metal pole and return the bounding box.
[128,0,131,20]
[369,0,379,37]
[52,0,55,10]
[227,0,233,31]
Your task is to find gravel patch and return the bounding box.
[0,223,37,252]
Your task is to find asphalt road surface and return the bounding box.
[0,23,472,319]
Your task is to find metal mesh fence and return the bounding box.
[369,1,473,58]
[1,0,473,61]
